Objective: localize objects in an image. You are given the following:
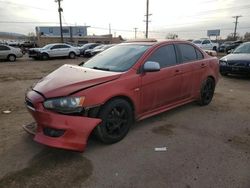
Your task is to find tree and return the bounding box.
[166,33,178,39]
[244,32,250,41]
[226,33,241,41]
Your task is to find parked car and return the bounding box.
[218,41,233,53]
[90,44,115,56]
[0,44,23,62]
[192,38,219,51]
[225,40,243,54]
[78,43,101,55]
[28,43,80,60]
[19,41,37,48]
[23,40,219,152]
[219,42,250,76]
[84,44,104,57]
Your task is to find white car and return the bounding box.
[192,39,219,51]
[0,44,23,62]
[28,43,80,60]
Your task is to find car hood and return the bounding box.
[33,64,121,98]
[221,53,250,62]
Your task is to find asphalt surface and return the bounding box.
[0,56,249,188]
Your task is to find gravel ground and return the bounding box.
[0,55,249,188]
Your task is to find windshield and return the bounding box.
[233,43,250,54]
[82,44,150,72]
[193,40,202,44]
[42,44,53,49]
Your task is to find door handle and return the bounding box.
[201,63,206,68]
[174,69,181,75]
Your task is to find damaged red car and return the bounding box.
[24,40,219,152]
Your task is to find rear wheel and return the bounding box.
[69,52,76,59]
[95,99,133,144]
[8,54,16,62]
[212,46,217,51]
[198,77,215,106]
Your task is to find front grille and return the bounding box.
[228,61,248,67]
[43,127,65,137]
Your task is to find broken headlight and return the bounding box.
[43,96,85,114]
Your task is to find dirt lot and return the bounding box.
[0,55,249,188]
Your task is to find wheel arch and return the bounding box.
[97,95,136,120]
[7,53,16,58]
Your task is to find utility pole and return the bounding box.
[134,27,138,39]
[144,0,152,38]
[109,23,111,35]
[145,0,149,38]
[232,15,242,41]
[55,0,63,43]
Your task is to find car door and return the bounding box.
[140,44,182,113]
[49,45,61,57]
[0,45,10,59]
[176,43,208,98]
[175,43,204,99]
[60,45,71,56]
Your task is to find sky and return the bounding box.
[0,0,249,39]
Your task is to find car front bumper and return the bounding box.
[25,91,102,152]
[220,65,250,75]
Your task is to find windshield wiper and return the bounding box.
[93,66,110,71]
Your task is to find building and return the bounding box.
[35,26,124,47]
[36,26,88,37]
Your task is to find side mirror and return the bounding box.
[78,61,85,66]
[227,49,233,54]
[143,61,160,72]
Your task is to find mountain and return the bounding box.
[0,32,26,38]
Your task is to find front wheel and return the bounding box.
[8,54,16,62]
[95,99,133,144]
[198,77,215,106]
[41,53,49,60]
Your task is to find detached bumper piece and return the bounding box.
[22,122,37,135]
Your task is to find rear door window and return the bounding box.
[147,44,177,68]
[176,44,197,63]
[0,45,10,51]
[51,45,61,50]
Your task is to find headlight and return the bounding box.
[43,96,85,114]
[219,60,227,66]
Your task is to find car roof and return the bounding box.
[121,39,193,46]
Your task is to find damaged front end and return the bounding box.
[24,90,102,152]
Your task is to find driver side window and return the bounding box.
[147,45,177,68]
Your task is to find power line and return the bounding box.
[0,0,51,11]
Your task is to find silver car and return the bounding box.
[0,44,23,62]
[28,43,80,60]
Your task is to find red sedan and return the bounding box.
[24,40,219,152]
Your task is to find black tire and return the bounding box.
[212,46,217,51]
[69,52,76,59]
[41,53,49,61]
[220,72,228,76]
[95,99,133,144]
[198,77,215,106]
[8,54,16,62]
